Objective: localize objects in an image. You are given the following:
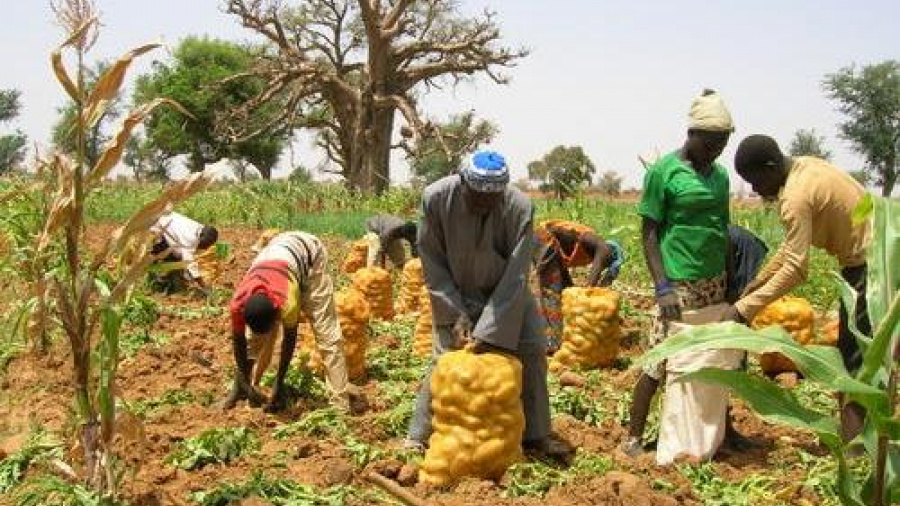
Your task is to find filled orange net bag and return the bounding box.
[350,267,393,320]
[419,348,525,487]
[413,289,433,357]
[341,240,369,274]
[549,287,621,373]
[303,288,370,381]
[395,258,424,315]
[751,296,816,375]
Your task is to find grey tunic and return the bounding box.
[408,175,550,443]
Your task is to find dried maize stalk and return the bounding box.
[304,288,371,381]
[420,348,525,486]
[751,296,816,375]
[413,288,433,357]
[350,267,393,321]
[342,240,369,274]
[550,287,621,373]
[395,258,424,315]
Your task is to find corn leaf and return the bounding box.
[855,195,899,384]
[88,98,191,189]
[49,18,97,103]
[82,43,160,128]
[679,368,840,435]
[635,322,889,416]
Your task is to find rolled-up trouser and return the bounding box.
[407,315,550,445]
[364,232,407,269]
[302,248,351,409]
[839,264,870,374]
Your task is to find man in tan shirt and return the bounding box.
[725,134,871,441]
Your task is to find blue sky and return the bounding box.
[1,1,898,190]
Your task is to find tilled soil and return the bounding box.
[0,224,831,506]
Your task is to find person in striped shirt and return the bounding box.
[224,231,351,413]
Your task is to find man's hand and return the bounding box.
[452,313,473,348]
[720,305,747,324]
[656,288,682,322]
[467,340,500,355]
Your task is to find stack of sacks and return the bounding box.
[550,287,621,373]
[341,240,369,274]
[413,288,433,357]
[350,267,394,320]
[419,348,525,486]
[395,259,424,315]
[304,288,371,381]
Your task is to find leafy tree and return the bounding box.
[0,89,27,174]
[788,128,833,161]
[823,60,899,196]
[52,61,122,168]
[407,112,497,185]
[527,145,596,199]
[226,0,526,193]
[123,133,170,181]
[134,36,289,178]
[596,170,622,196]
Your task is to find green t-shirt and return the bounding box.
[637,151,730,281]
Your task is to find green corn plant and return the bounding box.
[14,474,128,506]
[165,427,260,471]
[0,428,62,494]
[35,2,213,497]
[635,194,898,506]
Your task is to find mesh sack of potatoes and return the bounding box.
[413,288,433,357]
[341,239,369,274]
[395,258,425,315]
[751,296,816,375]
[549,287,622,373]
[419,348,525,487]
[350,267,394,320]
[304,288,371,381]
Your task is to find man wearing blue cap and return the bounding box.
[405,150,566,460]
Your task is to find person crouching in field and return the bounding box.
[224,231,352,413]
[622,89,735,457]
[363,214,418,269]
[533,220,625,353]
[150,210,218,294]
[723,135,871,443]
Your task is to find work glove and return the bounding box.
[655,284,682,322]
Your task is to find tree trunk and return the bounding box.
[881,158,896,197]
[366,108,395,195]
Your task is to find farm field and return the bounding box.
[0,182,859,506]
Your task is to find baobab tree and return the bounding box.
[224,0,526,193]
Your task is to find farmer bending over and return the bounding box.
[533,220,625,353]
[150,210,218,293]
[724,135,871,443]
[405,150,567,461]
[363,214,418,269]
[224,231,351,413]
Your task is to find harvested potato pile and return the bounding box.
[752,296,816,375]
[350,267,394,320]
[550,287,621,373]
[419,348,525,486]
[395,258,424,315]
[341,239,369,274]
[304,288,370,381]
[413,289,433,357]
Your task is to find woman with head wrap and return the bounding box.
[533,221,625,353]
[622,89,748,457]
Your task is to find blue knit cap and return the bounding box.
[461,150,510,193]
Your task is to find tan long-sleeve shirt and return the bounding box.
[735,157,869,320]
